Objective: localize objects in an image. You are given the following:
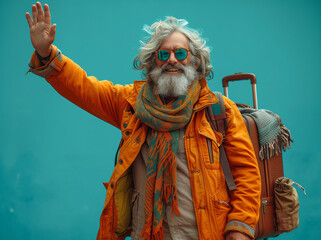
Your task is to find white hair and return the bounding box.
[134,17,213,80]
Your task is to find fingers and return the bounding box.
[25,12,34,28]
[29,2,50,25]
[48,24,56,39]
[31,4,37,23]
[36,2,45,22]
[44,4,51,25]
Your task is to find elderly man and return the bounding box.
[26,2,261,240]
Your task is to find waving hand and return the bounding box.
[26,2,56,57]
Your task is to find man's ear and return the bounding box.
[195,57,201,70]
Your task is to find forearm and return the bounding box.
[28,45,128,128]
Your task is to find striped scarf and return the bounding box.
[135,79,201,240]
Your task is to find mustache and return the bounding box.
[161,64,185,73]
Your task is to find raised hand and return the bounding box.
[26,2,56,57]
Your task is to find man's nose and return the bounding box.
[167,52,178,65]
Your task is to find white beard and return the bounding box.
[149,64,199,97]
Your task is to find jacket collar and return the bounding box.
[125,80,146,111]
[193,78,219,112]
[125,78,219,113]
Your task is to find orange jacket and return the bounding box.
[29,46,261,240]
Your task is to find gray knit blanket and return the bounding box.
[239,108,293,160]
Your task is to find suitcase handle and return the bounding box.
[222,73,256,87]
[222,73,258,109]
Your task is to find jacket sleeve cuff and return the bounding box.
[28,45,65,78]
[224,220,255,239]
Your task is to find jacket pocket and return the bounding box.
[114,170,133,236]
[198,124,222,170]
[211,187,231,237]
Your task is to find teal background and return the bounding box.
[1,0,320,239]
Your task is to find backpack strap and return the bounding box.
[206,92,237,191]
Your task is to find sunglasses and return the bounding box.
[155,48,190,61]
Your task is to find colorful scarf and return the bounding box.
[135,79,201,240]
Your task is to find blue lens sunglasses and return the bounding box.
[155,48,190,61]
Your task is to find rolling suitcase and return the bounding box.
[222,73,283,239]
[206,73,287,239]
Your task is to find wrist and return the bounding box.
[36,45,52,59]
[36,49,52,62]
